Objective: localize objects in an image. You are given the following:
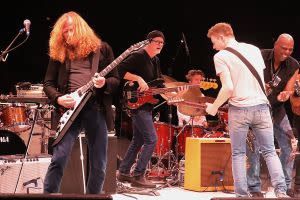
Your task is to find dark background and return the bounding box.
[1,1,300,97]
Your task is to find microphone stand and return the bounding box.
[0,28,28,62]
[13,105,39,193]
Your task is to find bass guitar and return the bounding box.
[52,40,149,146]
[123,79,218,110]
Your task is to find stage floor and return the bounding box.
[112,183,278,200]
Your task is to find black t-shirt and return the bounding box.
[118,48,162,82]
[261,49,300,122]
[118,48,163,111]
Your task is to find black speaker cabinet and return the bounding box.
[60,134,117,194]
[60,134,88,194]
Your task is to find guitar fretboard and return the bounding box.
[78,41,148,95]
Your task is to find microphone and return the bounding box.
[181,32,190,56]
[23,19,31,36]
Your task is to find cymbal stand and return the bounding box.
[13,103,40,193]
[167,104,173,170]
[148,105,176,180]
[172,116,195,186]
[78,132,87,194]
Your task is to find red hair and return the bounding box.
[49,11,101,63]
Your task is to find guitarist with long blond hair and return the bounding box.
[43,11,119,194]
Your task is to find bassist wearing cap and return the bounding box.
[116,30,167,188]
[43,11,119,194]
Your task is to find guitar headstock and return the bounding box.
[199,79,218,90]
[128,39,150,53]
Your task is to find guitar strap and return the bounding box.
[224,47,267,97]
[225,47,273,122]
[91,48,101,75]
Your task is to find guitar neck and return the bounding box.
[149,84,199,95]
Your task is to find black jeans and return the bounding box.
[44,104,108,194]
[119,109,157,176]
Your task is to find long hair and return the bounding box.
[49,11,101,63]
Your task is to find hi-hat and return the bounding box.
[177,97,215,116]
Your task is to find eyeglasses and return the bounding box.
[151,40,165,45]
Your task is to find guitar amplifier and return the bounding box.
[0,155,51,193]
[184,137,234,192]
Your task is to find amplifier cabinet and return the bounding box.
[184,137,234,192]
[0,155,51,193]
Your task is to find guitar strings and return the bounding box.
[126,82,216,98]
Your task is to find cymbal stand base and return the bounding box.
[148,151,177,181]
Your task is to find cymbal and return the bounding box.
[181,87,203,102]
[177,97,215,116]
[178,102,206,116]
[162,75,177,83]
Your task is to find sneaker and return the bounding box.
[116,171,133,183]
[250,192,264,197]
[286,189,295,197]
[276,192,290,198]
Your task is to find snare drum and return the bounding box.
[176,125,204,155]
[154,122,175,157]
[0,104,30,132]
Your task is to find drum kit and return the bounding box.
[147,75,229,182]
[0,83,52,156]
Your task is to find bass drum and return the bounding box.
[0,130,26,155]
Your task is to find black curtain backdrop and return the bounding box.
[1,0,300,99]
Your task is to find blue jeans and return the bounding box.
[119,109,157,176]
[247,114,294,191]
[44,104,108,194]
[228,104,286,197]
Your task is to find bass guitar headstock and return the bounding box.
[199,79,218,90]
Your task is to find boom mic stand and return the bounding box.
[0,26,29,62]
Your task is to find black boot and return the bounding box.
[131,174,156,188]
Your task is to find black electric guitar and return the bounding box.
[123,79,218,110]
[52,40,149,146]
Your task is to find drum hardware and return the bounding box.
[12,104,40,194]
[148,105,177,180]
[0,103,31,132]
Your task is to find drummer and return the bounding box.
[177,69,207,127]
